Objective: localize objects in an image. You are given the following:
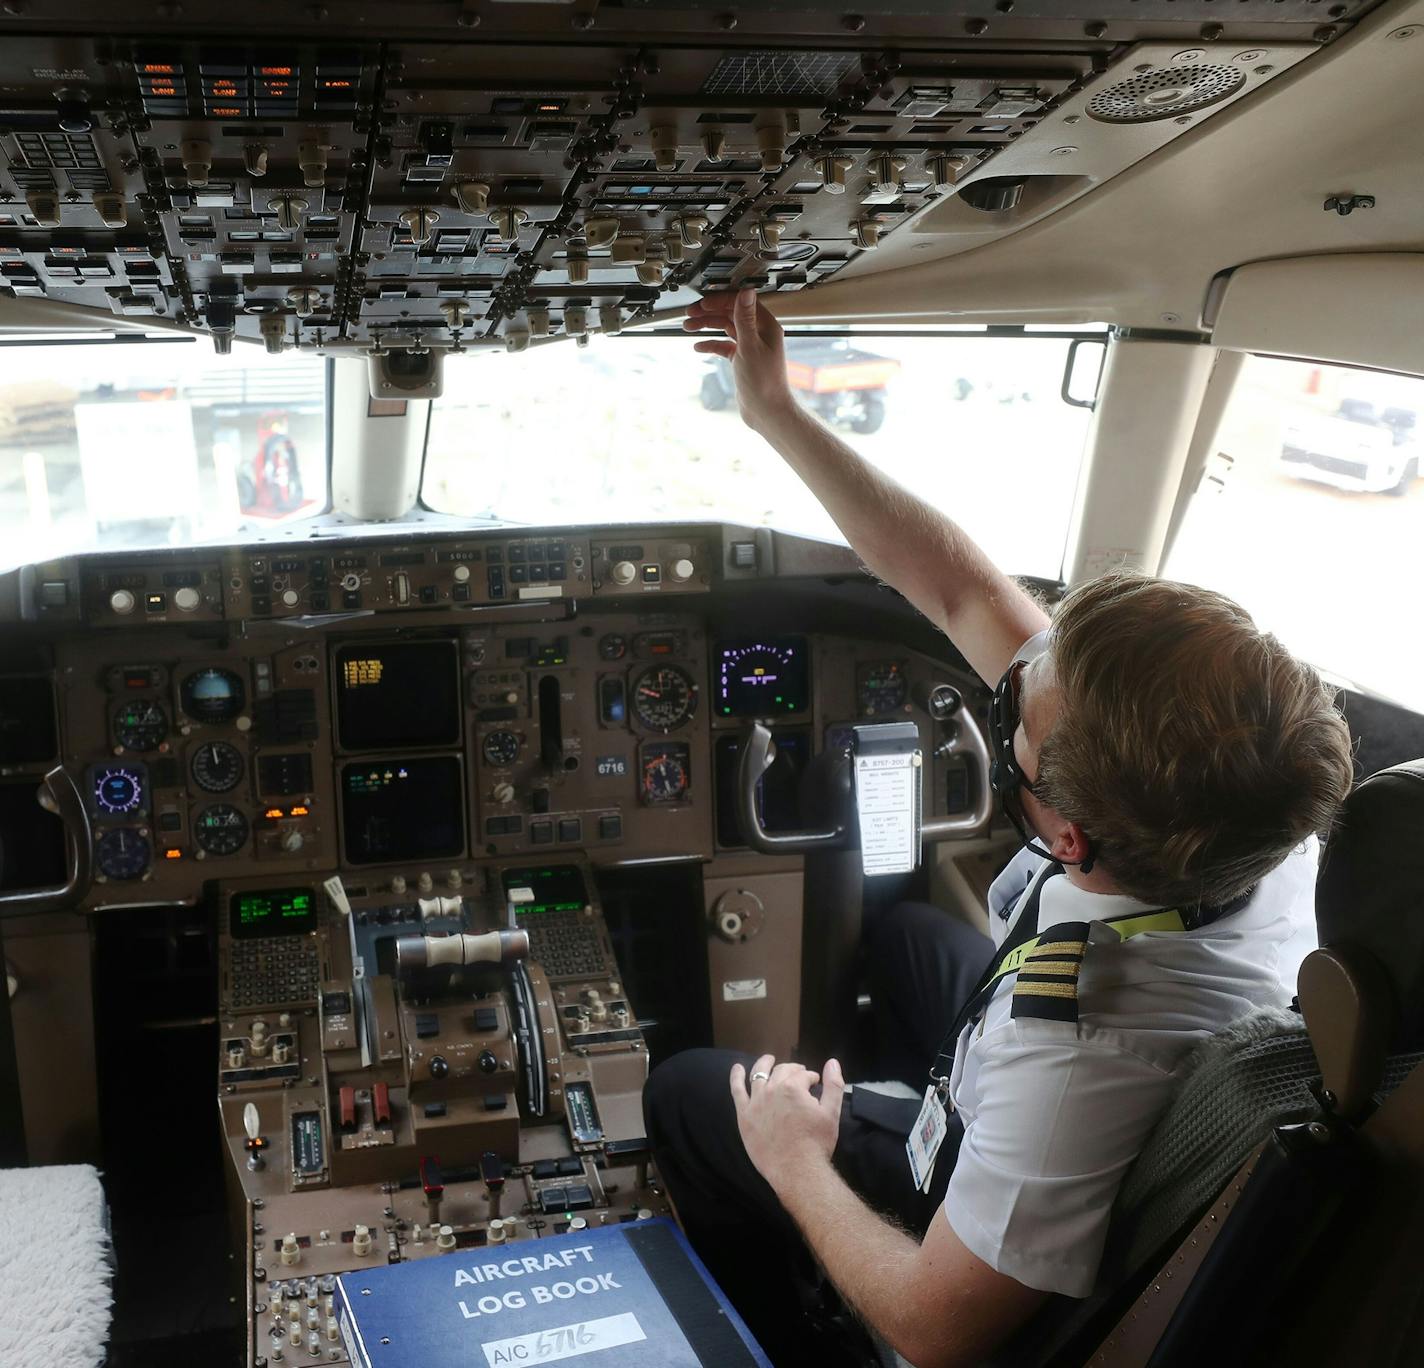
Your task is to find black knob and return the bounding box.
[478,1049,498,1075]
[429,1055,449,1079]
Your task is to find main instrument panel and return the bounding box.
[5,524,987,910]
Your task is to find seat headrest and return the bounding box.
[1316,759,1424,1051]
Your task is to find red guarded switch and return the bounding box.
[373,1081,391,1126]
[338,1084,357,1131]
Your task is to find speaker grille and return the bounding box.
[1087,64,1246,123]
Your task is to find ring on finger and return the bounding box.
[749,1071,770,1083]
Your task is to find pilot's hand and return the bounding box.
[730,1054,846,1192]
[685,288,795,432]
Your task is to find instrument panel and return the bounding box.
[1,525,989,908]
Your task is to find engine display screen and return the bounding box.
[334,640,461,751]
[230,887,317,940]
[341,755,465,865]
[714,637,810,717]
[501,865,588,914]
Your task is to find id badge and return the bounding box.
[905,1085,948,1194]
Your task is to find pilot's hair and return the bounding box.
[1035,571,1354,909]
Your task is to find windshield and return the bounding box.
[0,338,328,570]
[422,332,1097,581]
[1165,354,1423,711]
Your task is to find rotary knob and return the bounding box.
[417,871,433,894]
[429,1055,449,1079]
[173,586,201,612]
[391,874,407,894]
[669,558,695,583]
[610,560,637,587]
[280,830,304,853]
[453,564,471,583]
[281,589,300,608]
[491,782,515,805]
[109,589,136,615]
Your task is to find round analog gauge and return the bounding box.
[482,730,520,767]
[94,766,144,815]
[113,699,168,752]
[191,740,244,793]
[194,804,249,856]
[642,747,690,804]
[858,662,909,717]
[598,633,628,661]
[95,828,151,881]
[631,665,698,732]
[181,667,246,725]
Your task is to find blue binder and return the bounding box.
[336,1218,771,1367]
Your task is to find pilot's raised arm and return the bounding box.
[649,292,1355,1368]
[684,287,1048,685]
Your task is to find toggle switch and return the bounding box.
[563,306,588,337]
[436,1224,457,1251]
[453,179,490,215]
[271,193,308,232]
[867,152,908,191]
[180,139,212,187]
[755,121,786,173]
[297,141,327,188]
[93,193,127,228]
[399,206,440,247]
[755,220,785,254]
[650,126,679,172]
[927,153,970,190]
[481,1151,506,1221]
[243,1102,267,1171]
[287,286,321,318]
[244,143,270,177]
[260,314,287,355]
[527,307,551,337]
[583,216,620,250]
[700,127,726,163]
[599,305,622,335]
[440,299,470,329]
[852,217,882,250]
[814,155,854,194]
[674,214,710,248]
[488,206,527,242]
[25,190,61,228]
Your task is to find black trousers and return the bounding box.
[644,901,993,1366]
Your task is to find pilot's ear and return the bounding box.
[1054,820,1093,868]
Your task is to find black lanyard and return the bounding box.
[929,863,1063,1089]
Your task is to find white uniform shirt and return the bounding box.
[941,837,1319,1297]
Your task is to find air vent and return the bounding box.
[702,51,856,99]
[1087,64,1246,123]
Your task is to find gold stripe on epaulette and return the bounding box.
[1014,981,1079,999]
[1027,940,1087,959]
[1017,959,1081,976]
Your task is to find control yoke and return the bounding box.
[736,703,996,857]
[737,721,847,855]
[0,766,92,917]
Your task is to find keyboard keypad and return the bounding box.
[226,935,320,1007]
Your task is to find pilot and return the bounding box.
[644,290,1354,1368]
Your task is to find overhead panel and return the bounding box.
[0,0,1383,354]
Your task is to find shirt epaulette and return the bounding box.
[1010,920,1090,1023]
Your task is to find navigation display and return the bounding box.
[714,637,810,717]
[341,756,465,865]
[335,640,461,751]
[230,887,317,940]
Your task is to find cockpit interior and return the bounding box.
[1,1,1422,1366]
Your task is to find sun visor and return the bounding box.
[1210,253,1424,379]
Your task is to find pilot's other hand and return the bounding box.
[730,1054,846,1192]
[685,288,794,432]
